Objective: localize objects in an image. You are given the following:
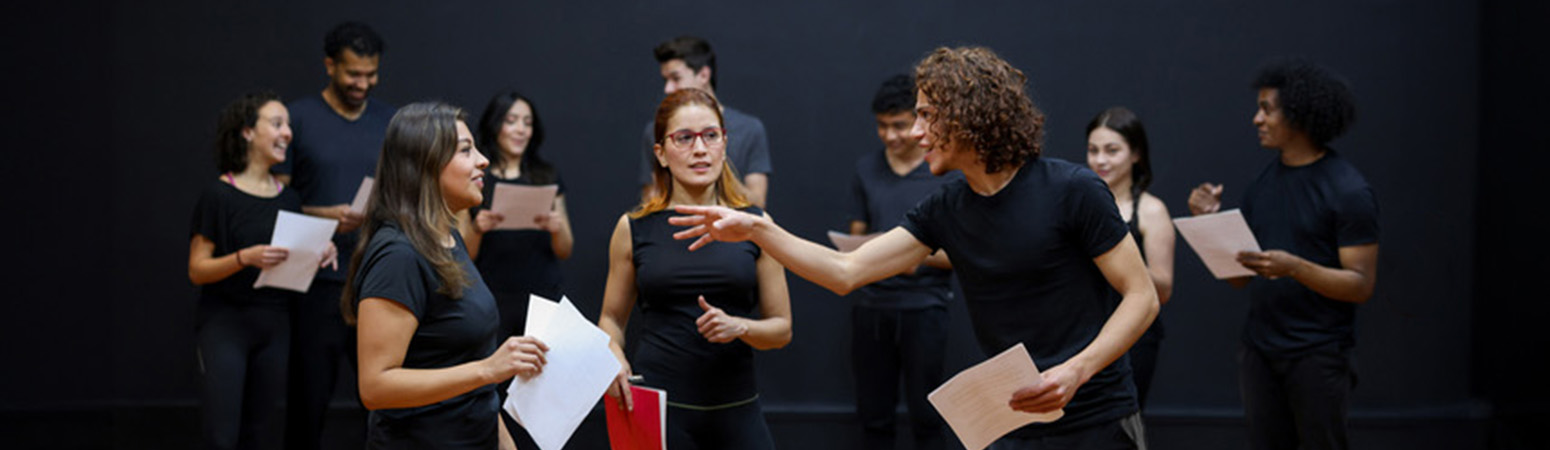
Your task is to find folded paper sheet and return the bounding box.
[254,211,338,293]
[1172,209,1261,279]
[927,343,1063,450]
[490,183,559,230]
[504,295,621,450]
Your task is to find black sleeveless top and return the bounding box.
[629,207,764,407]
[1125,194,1165,339]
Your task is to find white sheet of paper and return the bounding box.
[349,176,374,213]
[490,183,559,230]
[1172,209,1261,279]
[505,295,621,450]
[826,230,880,253]
[927,343,1064,450]
[254,211,339,293]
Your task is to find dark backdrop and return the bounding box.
[3,0,1541,448]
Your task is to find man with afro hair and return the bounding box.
[1189,58,1380,450]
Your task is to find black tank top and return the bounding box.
[629,207,764,407]
[1124,194,1164,338]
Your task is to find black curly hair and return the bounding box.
[213,91,281,173]
[1253,58,1356,147]
[324,21,384,59]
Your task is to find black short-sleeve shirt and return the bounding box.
[629,207,765,407]
[275,94,396,282]
[189,179,303,306]
[847,150,959,309]
[354,223,501,450]
[900,157,1135,436]
[470,169,567,299]
[1241,151,1379,358]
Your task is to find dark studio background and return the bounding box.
[2,0,1546,449]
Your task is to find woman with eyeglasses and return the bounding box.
[598,88,791,450]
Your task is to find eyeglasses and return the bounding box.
[663,127,727,148]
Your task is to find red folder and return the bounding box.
[604,385,666,450]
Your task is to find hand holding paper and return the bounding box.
[254,211,340,293]
[490,183,559,231]
[1173,209,1261,279]
[928,343,1063,450]
[504,295,621,450]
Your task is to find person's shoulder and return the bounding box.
[1138,192,1171,218]
[723,106,766,131]
[286,95,329,116]
[366,98,398,116]
[854,150,885,171]
[1319,151,1371,183]
[1038,157,1102,186]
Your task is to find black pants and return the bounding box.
[665,399,775,450]
[286,279,361,450]
[196,301,288,450]
[1240,344,1356,450]
[988,412,1147,450]
[852,305,948,450]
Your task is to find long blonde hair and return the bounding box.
[630,88,750,218]
[341,102,472,324]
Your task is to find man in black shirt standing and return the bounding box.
[1188,59,1379,450]
[273,21,396,450]
[845,74,957,450]
[672,47,1157,449]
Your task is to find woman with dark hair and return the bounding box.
[343,102,549,450]
[456,90,574,447]
[188,91,336,450]
[598,88,792,450]
[1085,107,1175,411]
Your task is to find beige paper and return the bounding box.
[490,183,559,231]
[349,176,374,213]
[927,343,1064,450]
[1172,209,1261,279]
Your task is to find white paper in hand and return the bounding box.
[254,211,338,293]
[927,343,1063,450]
[1172,209,1261,279]
[490,183,559,230]
[826,230,880,253]
[504,295,621,450]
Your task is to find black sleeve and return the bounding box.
[1335,185,1380,247]
[900,188,944,251]
[357,240,430,318]
[190,185,223,241]
[1066,172,1129,258]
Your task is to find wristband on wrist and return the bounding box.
[235,249,245,267]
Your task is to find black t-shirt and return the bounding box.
[901,157,1135,436]
[471,169,566,299]
[847,150,958,309]
[630,207,764,407]
[1241,151,1379,358]
[353,223,501,450]
[275,94,396,282]
[189,179,303,306]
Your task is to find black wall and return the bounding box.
[5,0,1535,448]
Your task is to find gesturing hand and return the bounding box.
[320,242,339,270]
[486,336,549,381]
[668,205,762,251]
[1188,183,1224,216]
[695,296,748,343]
